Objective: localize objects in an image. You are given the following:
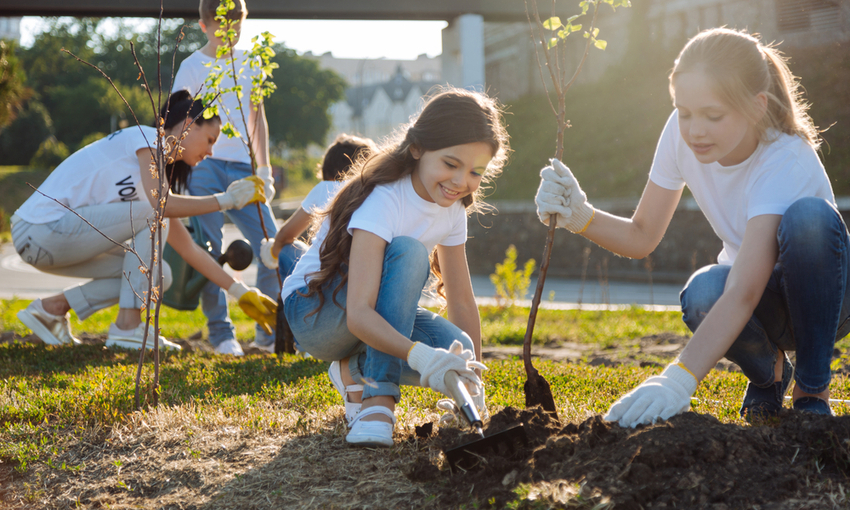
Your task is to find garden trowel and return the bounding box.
[442,371,528,472]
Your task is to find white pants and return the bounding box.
[11,202,172,320]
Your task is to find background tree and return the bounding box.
[263,43,346,151]
[0,39,29,130]
[2,18,344,175]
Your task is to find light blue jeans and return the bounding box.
[680,197,850,394]
[188,158,279,347]
[278,239,309,283]
[283,236,473,402]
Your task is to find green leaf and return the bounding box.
[547,37,559,49]
[571,24,582,32]
[542,17,562,30]
[594,38,607,50]
[592,27,600,37]
[567,15,580,23]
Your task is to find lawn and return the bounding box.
[1,299,849,508]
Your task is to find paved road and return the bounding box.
[0,224,682,310]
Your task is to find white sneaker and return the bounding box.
[346,406,396,447]
[106,323,182,351]
[328,361,363,425]
[215,339,245,356]
[247,340,274,354]
[17,299,81,346]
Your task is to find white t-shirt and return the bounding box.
[301,180,344,215]
[649,111,835,265]
[15,126,156,224]
[172,49,254,164]
[281,174,468,300]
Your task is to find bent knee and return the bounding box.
[386,236,429,274]
[680,265,728,328]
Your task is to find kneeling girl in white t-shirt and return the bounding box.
[13,90,274,350]
[259,134,376,283]
[280,89,510,446]
[535,28,844,426]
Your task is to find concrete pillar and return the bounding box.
[441,14,485,91]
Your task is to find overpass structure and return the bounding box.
[0,0,530,90]
[0,0,528,21]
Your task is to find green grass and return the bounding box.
[480,305,691,347]
[0,297,258,342]
[2,298,849,476]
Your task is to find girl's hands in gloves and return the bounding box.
[535,159,595,233]
[604,363,698,428]
[214,176,267,211]
[227,282,277,334]
[260,238,278,270]
[407,340,485,398]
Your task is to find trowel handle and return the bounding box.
[444,370,483,430]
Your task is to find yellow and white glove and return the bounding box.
[227,282,277,335]
[535,159,595,233]
[214,176,267,211]
[256,165,275,201]
[407,340,485,398]
[604,363,698,428]
[259,238,278,270]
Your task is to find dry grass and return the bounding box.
[1,400,455,509]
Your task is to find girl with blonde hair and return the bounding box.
[536,27,840,426]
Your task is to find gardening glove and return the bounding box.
[535,159,595,233]
[604,363,698,428]
[407,340,485,398]
[256,165,275,200]
[214,176,267,211]
[260,238,278,270]
[227,282,277,335]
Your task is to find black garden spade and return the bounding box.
[442,372,529,472]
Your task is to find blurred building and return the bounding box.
[484,0,850,101]
[0,17,22,41]
[308,53,441,144]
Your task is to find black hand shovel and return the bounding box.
[442,371,528,472]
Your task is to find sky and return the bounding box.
[19,17,447,60]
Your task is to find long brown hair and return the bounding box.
[302,87,510,314]
[670,27,819,149]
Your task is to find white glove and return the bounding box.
[604,363,698,428]
[214,176,266,211]
[260,238,278,270]
[535,159,595,233]
[257,165,275,201]
[407,340,485,398]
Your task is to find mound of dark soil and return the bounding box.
[412,407,850,509]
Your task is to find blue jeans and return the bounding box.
[188,158,279,347]
[283,236,473,402]
[680,197,850,394]
[278,240,309,282]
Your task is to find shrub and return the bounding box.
[29,137,69,169]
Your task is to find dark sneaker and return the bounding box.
[793,396,833,416]
[740,354,794,422]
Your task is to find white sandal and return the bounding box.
[345,406,396,447]
[328,361,363,425]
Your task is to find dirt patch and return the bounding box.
[412,407,850,509]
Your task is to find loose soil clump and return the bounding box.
[413,407,850,509]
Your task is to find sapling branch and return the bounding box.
[522,0,628,409]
